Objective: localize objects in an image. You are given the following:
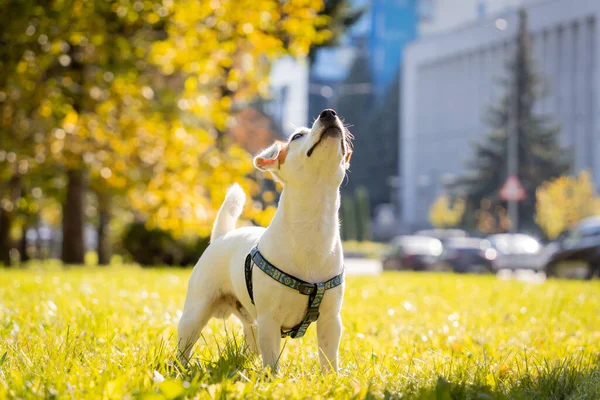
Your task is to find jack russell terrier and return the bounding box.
[178,109,353,372]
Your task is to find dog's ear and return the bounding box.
[254,141,287,171]
[344,150,353,169]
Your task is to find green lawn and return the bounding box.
[1,266,599,399]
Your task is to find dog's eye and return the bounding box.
[290,133,304,141]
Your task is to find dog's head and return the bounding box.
[254,109,353,187]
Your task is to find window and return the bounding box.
[418,0,434,21]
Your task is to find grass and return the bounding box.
[342,241,386,259]
[1,265,599,399]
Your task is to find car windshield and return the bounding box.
[489,234,540,254]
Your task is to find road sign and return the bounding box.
[499,175,526,202]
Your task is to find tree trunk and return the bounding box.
[97,192,111,266]
[36,217,45,260]
[0,174,21,266]
[0,209,11,266]
[19,226,29,263]
[62,169,85,264]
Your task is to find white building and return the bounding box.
[419,0,535,37]
[266,57,309,135]
[401,0,600,231]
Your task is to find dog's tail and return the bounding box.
[211,183,246,242]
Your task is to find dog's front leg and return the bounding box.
[257,315,282,372]
[317,314,342,372]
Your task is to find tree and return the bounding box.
[429,194,465,229]
[0,0,174,264]
[457,9,570,233]
[341,196,357,241]
[535,171,600,240]
[307,0,365,65]
[476,199,511,235]
[364,72,401,208]
[135,0,330,238]
[0,0,57,265]
[2,0,331,266]
[355,186,372,241]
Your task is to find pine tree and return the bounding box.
[458,9,570,233]
[364,73,401,207]
[355,186,372,241]
[341,197,357,241]
[307,0,365,65]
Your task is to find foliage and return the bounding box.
[122,222,210,267]
[307,0,366,64]
[139,0,330,236]
[535,171,600,239]
[476,198,511,235]
[364,73,401,207]
[0,0,333,264]
[1,268,600,398]
[341,240,384,259]
[429,194,465,229]
[457,9,570,233]
[341,196,357,241]
[354,186,372,241]
[341,188,373,242]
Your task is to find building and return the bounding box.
[264,57,309,136]
[369,0,419,98]
[401,0,600,231]
[418,0,533,37]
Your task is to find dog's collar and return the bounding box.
[244,245,344,339]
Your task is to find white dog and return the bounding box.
[178,109,352,372]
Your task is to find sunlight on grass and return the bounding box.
[1,266,599,399]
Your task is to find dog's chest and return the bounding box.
[252,268,342,329]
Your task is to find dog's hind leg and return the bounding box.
[242,323,259,354]
[229,299,259,355]
[177,301,213,365]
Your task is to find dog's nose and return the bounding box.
[319,109,337,121]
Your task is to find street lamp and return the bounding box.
[497,16,520,233]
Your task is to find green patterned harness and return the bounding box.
[244,245,344,339]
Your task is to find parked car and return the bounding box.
[382,235,443,271]
[486,233,543,271]
[415,229,468,244]
[545,216,600,279]
[434,237,496,274]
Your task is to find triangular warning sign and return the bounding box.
[499,175,526,202]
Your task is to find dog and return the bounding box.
[178,109,352,372]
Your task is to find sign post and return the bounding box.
[499,175,526,232]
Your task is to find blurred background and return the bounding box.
[1,0,599,279]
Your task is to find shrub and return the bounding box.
[122,222,209,267]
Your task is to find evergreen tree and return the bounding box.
[458,9,570,233]
[341,196,357,241]
[355,186,372,241]
[307,0,365,65]
[364,73,401,208]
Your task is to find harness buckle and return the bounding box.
[298,282,316,295]
[305,308,320,322]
